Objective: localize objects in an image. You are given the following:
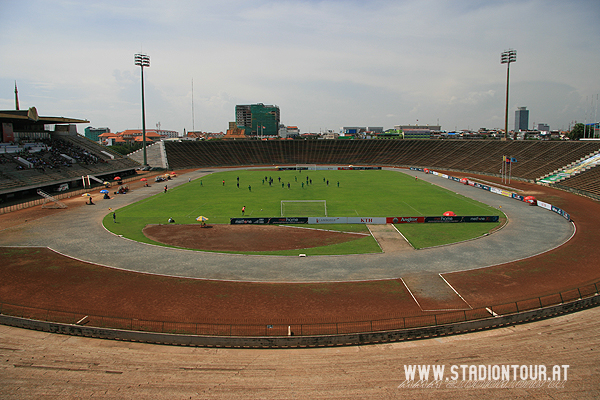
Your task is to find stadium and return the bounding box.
[1,127,600,397]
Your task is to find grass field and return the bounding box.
[104,169,504,253]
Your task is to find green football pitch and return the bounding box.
[104,169,504,254]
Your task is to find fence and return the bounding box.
[1,281,597,338]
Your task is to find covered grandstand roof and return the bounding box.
[0,107,89,125]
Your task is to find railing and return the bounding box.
[1,281,597,338]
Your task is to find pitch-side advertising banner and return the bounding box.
[308,217,387,224]
[551,206,570,221]
[308,217,347,224]
[462,216,500,222]
[536,201,552,211]
[338,166,382,170]
[490,187,513,197]
[230,217,309,224]
[233,216,499,225]
[347,217,386,224]
[410,168,571,221]
[387,216,425,224]
[425,216,462,223]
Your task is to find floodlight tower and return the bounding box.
[501,49,517,140]
[134,53,150,166]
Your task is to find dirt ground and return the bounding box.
[439,171,600,306]
[143,223,365,251]
[1,169,599,331]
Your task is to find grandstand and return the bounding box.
[3,135,600,396]
[3,127,600,206]
[162,139,600,189]
[554,165,600,200]
[0,136,139,202]
[0,108,139,204]
[3,102,600,396]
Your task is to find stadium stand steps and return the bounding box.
[537,149,600,183]
[163,140,600,183]
[553,165,600,200]
[0,136,140,192]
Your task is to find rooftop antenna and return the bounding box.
[594,93,598,137]
[585,96,588,138]
[14,81,20,110]
[191,78,195,133]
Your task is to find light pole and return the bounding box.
[501,49,516,140]
[134,53,150,166]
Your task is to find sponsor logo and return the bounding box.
[388,217,425,223]
[315,218,339,223]
[400,217,419,223]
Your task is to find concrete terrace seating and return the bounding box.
[163,140,600,182]
[0,137,140,192]
[555,165,600,199]
[61,135,140,170]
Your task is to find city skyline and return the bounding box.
[1,0,599,134]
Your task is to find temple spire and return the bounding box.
[14,81,20,110]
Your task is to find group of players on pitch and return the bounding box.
[224,174,340,192]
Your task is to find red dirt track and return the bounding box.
[1,170,599,329]
[442,172,600,308]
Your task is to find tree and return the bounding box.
[568,123,586,140]
[107,142,145,155]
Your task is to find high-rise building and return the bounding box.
[84,126,110,142]
[538,123,550,131]
[235,103,280,137]
[514,107,529,131]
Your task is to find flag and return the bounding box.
[511,157,517,163]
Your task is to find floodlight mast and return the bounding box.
[501,49,517,140]
[134,53,150,166]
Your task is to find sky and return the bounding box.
[1,0,599,134]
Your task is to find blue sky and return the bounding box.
[1,0,599,134]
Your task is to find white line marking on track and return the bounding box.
[400,277,423,311]
[439,273,473,310]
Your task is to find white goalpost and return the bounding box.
[281,200,327,217]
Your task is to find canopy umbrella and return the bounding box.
[100,189,109,194]
[197,215,208,227]
[443,211,456,217]
[114,176,121,181]
[140,178,147,182]
[82,193,91,197]
[103,181,110,185]
[524,196,537,205]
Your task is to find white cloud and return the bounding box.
[1,0,599,133]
